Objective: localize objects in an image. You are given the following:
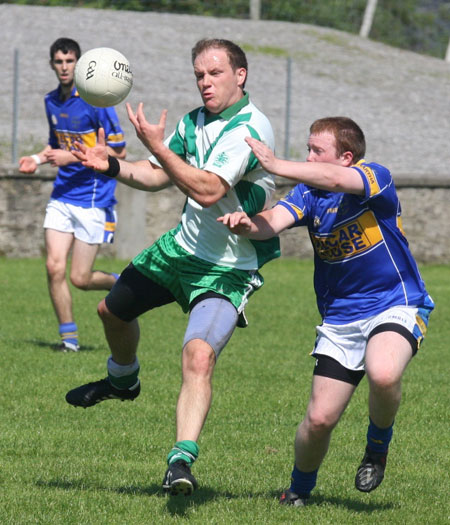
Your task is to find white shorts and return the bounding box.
[43,199,116,245]
[312,305,429,371]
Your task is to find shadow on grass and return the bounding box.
[35,478,228,516]
[26,339,100,352]
[35,479,393,515]
[36,479,158,497]
[268,489,395,512]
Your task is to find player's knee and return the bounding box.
[305,409,338,437]
[367,365,401,392]
[183,340,215,377]
[70,272,90,290]
[97,298,111,321]
[46,258,66,280]
[97,298,124,327]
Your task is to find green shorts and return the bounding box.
[132,229,264,313]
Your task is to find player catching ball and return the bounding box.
[219,116,434,506]
[65,38,280,496]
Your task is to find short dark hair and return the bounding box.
[192,38,248,87]
[50,38,81,61]
[310,117,366,162]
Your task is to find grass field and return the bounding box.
[1,257,448,524]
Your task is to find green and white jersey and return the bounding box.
[149,93,280,270]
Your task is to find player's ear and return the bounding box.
[49,59,55,71]
[341,151,354,166]
[237,67,247,88]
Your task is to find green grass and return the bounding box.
[0,257,448,524]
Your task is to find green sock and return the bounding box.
[167,440,199,466]
[107,356,140,390]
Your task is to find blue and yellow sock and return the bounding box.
[366,417,394,454]
[107,356,140,390]
[290,464,318,498]
[167,440,199,467]
[59,322,78,348]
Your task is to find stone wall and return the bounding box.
[1,165,449,264]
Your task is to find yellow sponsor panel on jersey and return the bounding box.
[311,210,383,261]
[55,130,97,150]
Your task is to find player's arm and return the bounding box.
[73,128,171,192]
[106,145,126,160]
[245,137,364,195]
[18,145,52,173]
[112,159,172,192]
[218,204,295,240]
[127,103,229,207]
[45,148,81,167]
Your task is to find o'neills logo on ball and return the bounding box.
[86,60,97,80]
[114,60,132,74]
[112,60,133,84]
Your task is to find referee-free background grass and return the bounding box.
[1,257,448,524]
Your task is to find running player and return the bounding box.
[19,38,126,352]
[219,116,433,505]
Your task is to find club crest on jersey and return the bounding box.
[212,152,229,168]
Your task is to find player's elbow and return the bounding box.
[194,190,226,208]
[196,195,217,208]
[195,180,229,208]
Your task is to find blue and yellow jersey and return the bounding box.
[278,160,433,323]
[44,86,126,208]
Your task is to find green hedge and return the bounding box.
[7,0,450,59]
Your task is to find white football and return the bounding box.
[74,47,133,107]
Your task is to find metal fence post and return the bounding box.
[12,49,19,165]
[284,56,292,159]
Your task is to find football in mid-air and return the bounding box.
[74,47,133,107]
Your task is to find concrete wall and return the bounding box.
[1,165,449,264]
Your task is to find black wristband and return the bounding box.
[103,155,120,178]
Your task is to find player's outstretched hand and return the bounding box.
[217,211,253,235]
[73,127,109,172]
[245,137,278,173]
[46,149,77,167]
[127,103,167,155]
[18,156,38,174]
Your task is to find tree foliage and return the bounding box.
[7,0,449,58]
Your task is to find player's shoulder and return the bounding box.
[45,87,60,102]
[95,104,120,118]
[355,159,389,173]
[240,99,273,137]
[241,98,269,122]
[353,159,392,181]
[282,183,312,203]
